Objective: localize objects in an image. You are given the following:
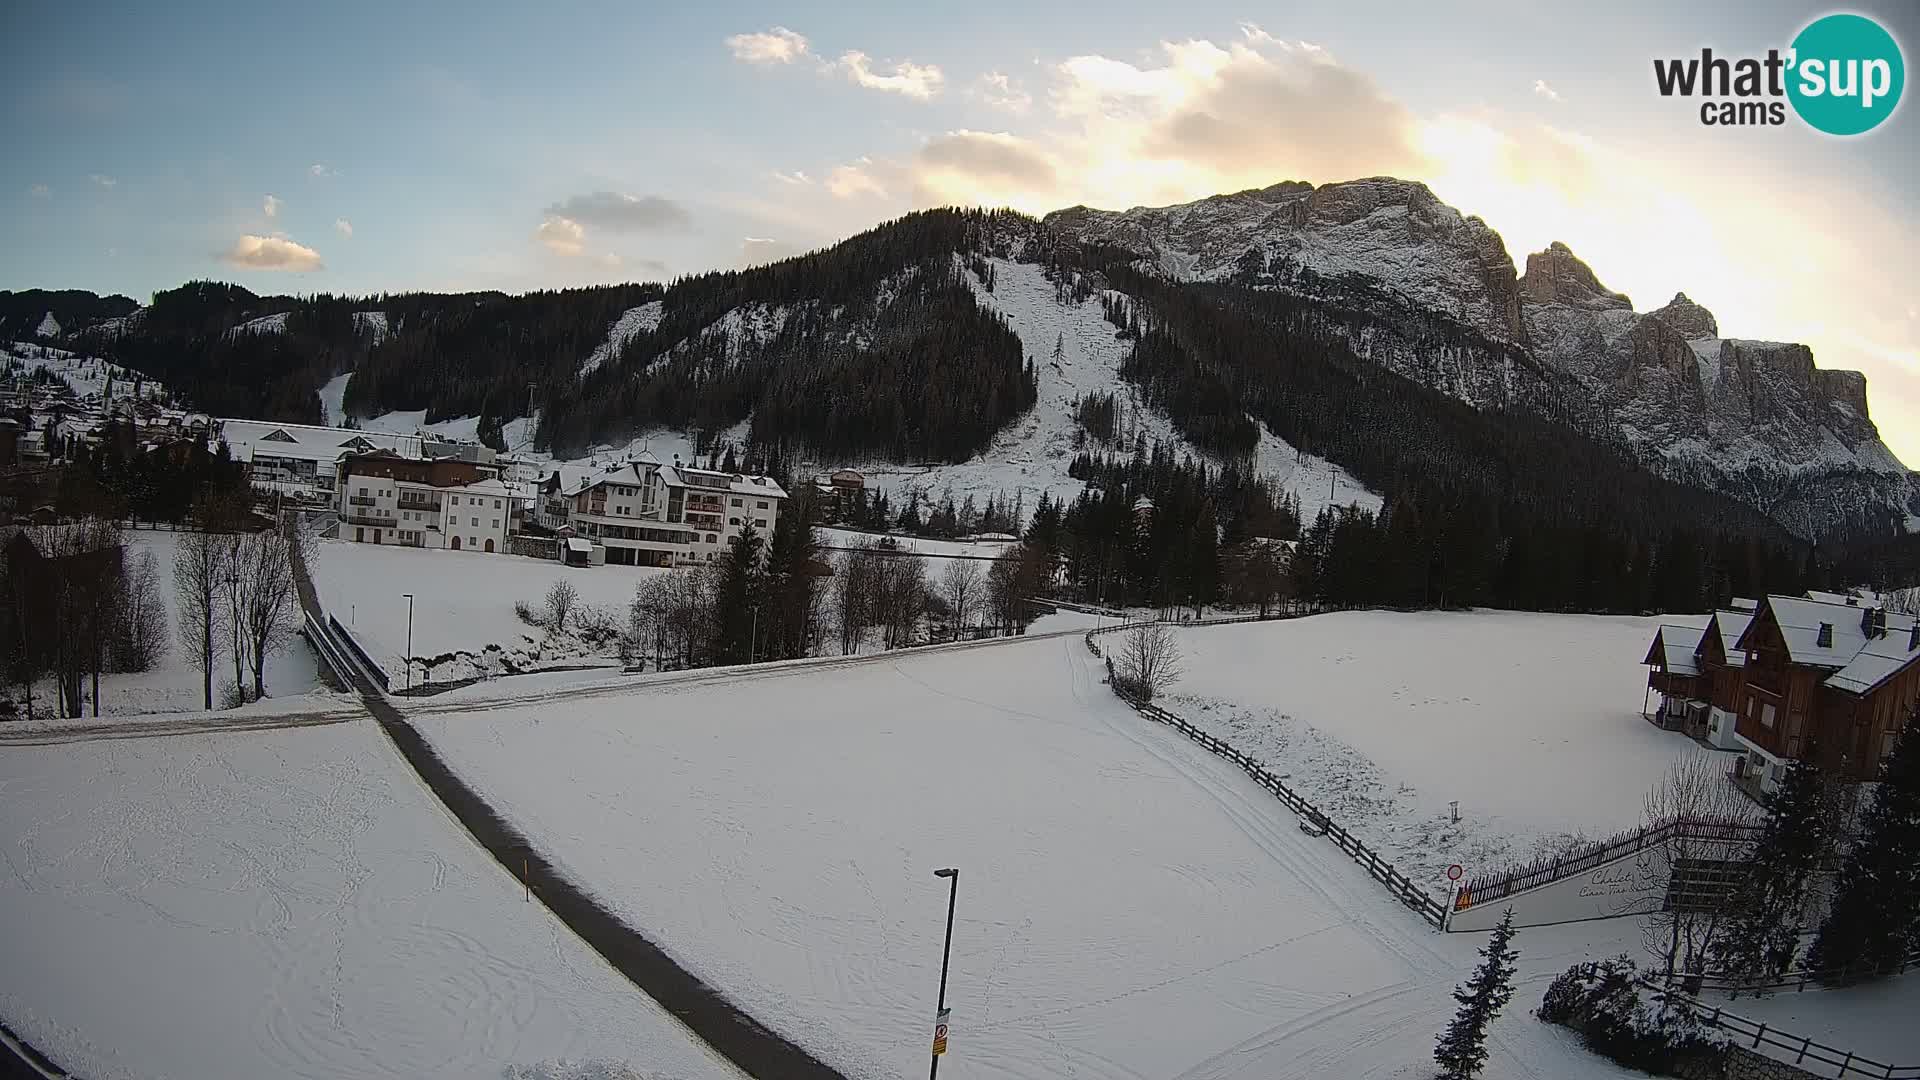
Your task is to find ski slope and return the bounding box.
[410,632,1650,1080]
[1166,611,1710,891]
[0,719,739,1080]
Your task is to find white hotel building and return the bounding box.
[544,455,787,566]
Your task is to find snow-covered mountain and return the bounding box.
[1045,177,1915,536]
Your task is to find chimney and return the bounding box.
[1862,606,1886,639]
[1816,622,1833,648]
[1846,595,1859,606]
[1910,622,1920,652]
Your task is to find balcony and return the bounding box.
[342,511,393,526]
[397,497,443,512]
[348,495,379,507]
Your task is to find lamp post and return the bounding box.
[401,593,414,693]
[930,867,958,1079]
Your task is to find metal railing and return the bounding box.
[348,495,378,507]
[1660,946,1920,996]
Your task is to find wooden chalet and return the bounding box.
[1728,595,1920,795]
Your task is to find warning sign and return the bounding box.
[931,1007,950,1056]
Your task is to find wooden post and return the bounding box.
[523,858,530,902]
[1753,1022,1766,1048]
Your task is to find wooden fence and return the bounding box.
[1661,947,1920,996]
[1454,816,1762,913]
[1087,620,1445,927]
[1644,982,1919,1079]
[326,615,390,693]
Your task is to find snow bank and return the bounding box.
[1166,610,1709,894]
[0,721,738,1080]
[579,301,664,378]
[317,371,352,427]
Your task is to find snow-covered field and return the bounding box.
[1164,611,1709,894]
[23,531,326,718]
[4,342,168,403]
[308,540,665,683]
[0,719,739,1080]
[1707,978,1920,1067]
[408,632,1649,1080]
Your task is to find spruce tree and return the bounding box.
[1710,749,1836,989]
[1434,909,1519,1079]
[709,524,765,665]
[1810,706,1920,985]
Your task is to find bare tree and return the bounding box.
[1887,586,1920,618]
[835,543,879,655]
[113,548,168,672]
[873,556,930,650]
[174,529,227,711]
[1641,752,1759,989]
[941,560,982,636]
[235,529,298,701]
[544,578,580,631]
[34,520,125,717]
[1116,622,1183,701]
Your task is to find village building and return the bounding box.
[1649,591,1920,799]
[543,455,787,567]
[333,449,521,552]
[218,419,423,503]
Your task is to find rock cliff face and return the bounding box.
[1044,178,1913,536]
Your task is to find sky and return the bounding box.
[3,1,1916,464]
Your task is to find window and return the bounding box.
[757,500,768,509]
[1760,703,1777,729]
[471,516,480,527]
[358,486,367,496]
[1884,730,1899,759]
[706,533,716,544]
[494,499,501,509]
[450,496,459,505]
[729,517,740,526]
[731,497,742,507]
[491,519,499,528]
[755,519,767,529]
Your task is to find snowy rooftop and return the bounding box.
[555,459,789,501]
[1756,595,1911,670]
[1709,609,1755,668]
[1654,624,1705,675]
[219,418,421,464]
[1824,616,1920,695]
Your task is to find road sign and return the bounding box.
[931,1007,950,1056]
[1446,864,1464,882]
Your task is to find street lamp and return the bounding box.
[929,867,959,1079]
[401,593,414,693]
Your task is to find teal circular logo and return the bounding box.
[1787,13,1905,135]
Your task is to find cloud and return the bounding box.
[739,236,805,267]
[1533,79,1562,102]
[825,157,902,199]
[334,217,353,238]
[535,215,586,256]
[727,27,811,64]
[90,174,117,188]
[543,191,690,231]
[28,184,50,198]
[771,169,812,186]
[919,131,1057,190]
[974,72,1032,113]
[840,51,944,99]
[223,234,324,272]
[310,163,339,177]
[263,194,281,218]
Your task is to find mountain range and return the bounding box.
[2,177,1913,543]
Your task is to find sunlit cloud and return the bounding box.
[974,71,1033,112]
[334,217,353,238]
[28,184,50,198]
[727,27,811,65]
[535,215,586,256]
[1533,79,1562,102]
[263,194,281,218]
[90,174,117,188]
[840,51,944,99]
[223,234,323,271]
[771,170,812,186]
[309,163,340,177]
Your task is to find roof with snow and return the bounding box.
[1707,609,1754,668]
[219,419,421,464]
[1825,623,1920,696]
[1650,625,1705,675]
[1746,595,1909,669]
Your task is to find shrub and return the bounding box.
[1537,957,1726,1076]
[513,599,539,627]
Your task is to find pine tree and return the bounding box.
[1434,909,1520,1079]
[1809,706,1920,985]
[709,523,765,665]
[1710,749,1837,989]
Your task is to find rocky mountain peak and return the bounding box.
[1519,242,1632,311]
[1648,292,1720,340]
